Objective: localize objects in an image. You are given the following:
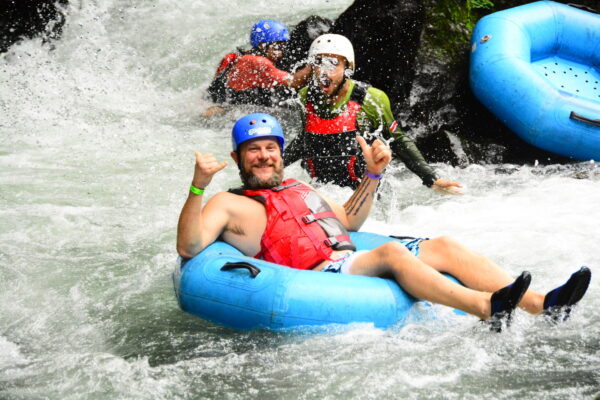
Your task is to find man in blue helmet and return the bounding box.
[177,113,591,331]
[206,20,312,109]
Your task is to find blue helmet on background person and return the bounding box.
[232,113,285,153]
[250,20,290,48]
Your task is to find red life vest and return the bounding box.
[305,101,361,134]
[208,53,290,107]
[240,179,355,270]
[301,82,370,188]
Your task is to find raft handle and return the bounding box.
[221,262,261,278]
[566,3,598,14]
[570,111,600,128]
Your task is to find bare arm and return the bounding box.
[324,136,392,231]
[287,64,312,89]
[176,152,228,258]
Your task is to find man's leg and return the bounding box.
[348,241,493,319]
[417,236,545,314]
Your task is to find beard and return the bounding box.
[239,161,284,190]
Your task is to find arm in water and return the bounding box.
[177,152,228,258]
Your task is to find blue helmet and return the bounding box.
[250,20,290,48]
[232,113,285,153]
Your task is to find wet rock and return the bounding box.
[325,0,596,165]
[0,0,68,53]
[332,0,425,108]
[278,16,334,72]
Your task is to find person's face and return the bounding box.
[232,138,284,189]
[311,54,347,97]
[264,41,286,62]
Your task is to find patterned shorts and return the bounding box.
[393,236,427,257]
[321,237,428,274]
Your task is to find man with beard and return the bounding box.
[284,34,463,192]
[177,113,591,330]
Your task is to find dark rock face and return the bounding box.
[333,0,425,109]
[328,0,599,165]
[404,29,574,166]
[0,0,68,53]
[278,16,334,72]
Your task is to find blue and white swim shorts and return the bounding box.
[321,237,428,274]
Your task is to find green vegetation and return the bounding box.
[423,0,495,60]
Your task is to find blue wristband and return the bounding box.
[365,171,382,180]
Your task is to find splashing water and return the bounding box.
[1,0,599,399]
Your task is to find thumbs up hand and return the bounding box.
[356,136,392,175]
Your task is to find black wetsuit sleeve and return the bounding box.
[283,136,303,165]
[284,91,309,166]
[389,130,438,187]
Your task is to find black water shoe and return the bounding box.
[543,266,591,323]
[487,271,531,332]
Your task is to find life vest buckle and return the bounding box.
[302,214,316,224]
[324,237,339,247]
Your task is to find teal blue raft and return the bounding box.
[470,1,600,160]
[173,232,463,330]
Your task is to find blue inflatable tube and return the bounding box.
[173,232,463,330]
[470,1,600,160]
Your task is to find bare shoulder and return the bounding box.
[205,191,246,207]
[205,191,260,212]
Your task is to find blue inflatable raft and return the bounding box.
[470,1,600,160]
[173,232,462,330]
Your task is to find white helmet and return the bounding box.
[308,34,355,71]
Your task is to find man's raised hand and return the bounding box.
[356,136,392,175]
[192,152,227,189]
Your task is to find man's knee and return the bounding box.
[429,235,460,252]
[376,241,412,262]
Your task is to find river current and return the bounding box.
[1,0,599,399]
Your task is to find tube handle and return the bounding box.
[570,111,600,128]
[220,261,261,278]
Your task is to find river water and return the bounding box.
[1,0,599,399]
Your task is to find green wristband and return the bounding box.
[189,185,205,195]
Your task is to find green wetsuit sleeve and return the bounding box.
[361,87,438,187]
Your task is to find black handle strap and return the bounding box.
[567,3,598,14]
[570,111,600,128]
[390,235,416,241]
[220,261,261,278]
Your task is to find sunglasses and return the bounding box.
[311,56,340,71]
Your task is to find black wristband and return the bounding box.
[422,175,438,187]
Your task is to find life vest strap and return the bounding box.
[347,155,358,182]
[302,211,337,224]
[306,158,317,178]
[272,180,301,192]
[324,235,352,247]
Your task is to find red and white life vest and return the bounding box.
[300,82,370,188]
[239,179,355,269]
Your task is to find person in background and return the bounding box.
[284,33,462,192]
[205,19,312,114]
[177,113,591,332]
